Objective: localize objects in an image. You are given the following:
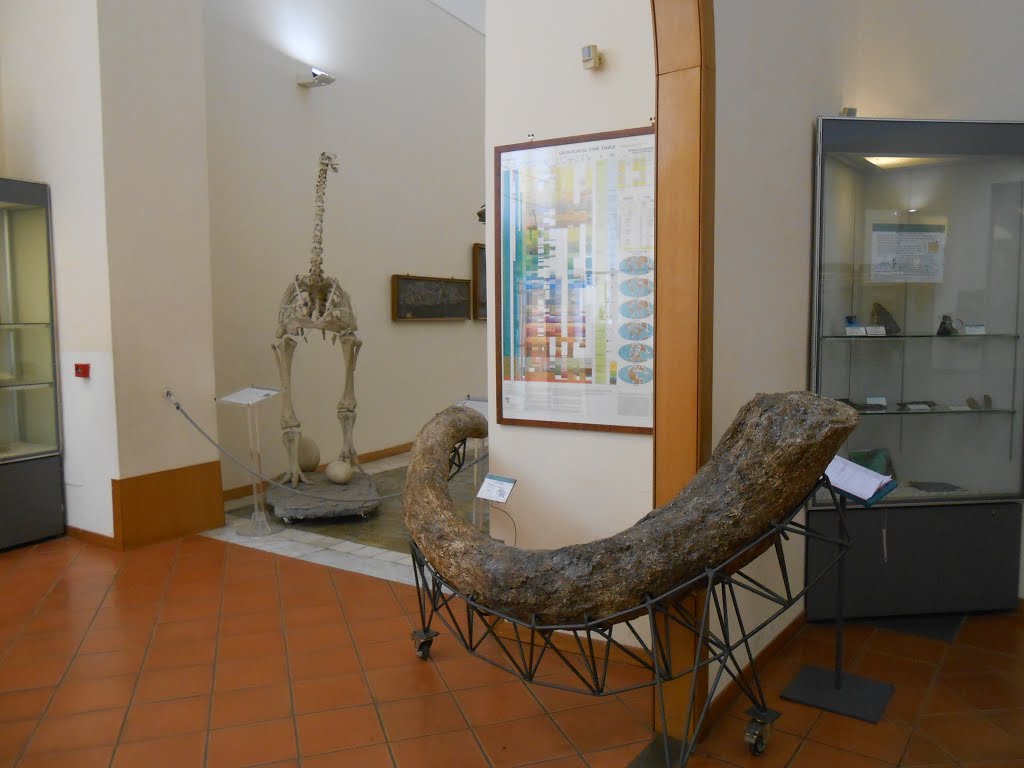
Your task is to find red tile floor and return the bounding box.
[0,535,1022,767]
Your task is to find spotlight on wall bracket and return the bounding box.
[297,67,336,88]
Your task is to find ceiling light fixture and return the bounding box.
[297,67,336,88]
[863,156,942,170]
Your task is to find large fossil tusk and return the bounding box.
[402,391,858,625]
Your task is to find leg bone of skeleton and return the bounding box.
[272,335,307,486]
[337,336,361,464]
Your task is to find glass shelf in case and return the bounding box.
[0,383,58,461]
[0,189,60,465]
[811,118,1024,506]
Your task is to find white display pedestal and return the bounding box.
[217,386,284,537]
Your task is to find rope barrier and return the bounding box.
[164,390,488,504]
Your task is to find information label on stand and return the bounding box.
[477,474,517,503]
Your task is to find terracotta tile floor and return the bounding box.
[1,535,1024,767]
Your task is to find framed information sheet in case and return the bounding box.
[495,127,655,432]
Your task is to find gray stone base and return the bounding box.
[267,470,381,521]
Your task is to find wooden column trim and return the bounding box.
[650,0,715,738]
[652,0,715,504]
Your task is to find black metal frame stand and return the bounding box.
[408,477,856,767]
[779,494,895,723]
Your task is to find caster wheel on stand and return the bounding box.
[415,638,433,660]
[743,719,769,756]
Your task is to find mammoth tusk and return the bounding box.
[402,391,858,625]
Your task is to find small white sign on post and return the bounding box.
[477,474,517,503]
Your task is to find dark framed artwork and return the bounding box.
[391,275,471,321]
[471,243,487,320]
[495,127,655,432]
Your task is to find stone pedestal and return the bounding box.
[267,470,381,521]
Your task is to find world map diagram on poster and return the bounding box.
[499,132,655,430]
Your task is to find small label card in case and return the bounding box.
[866,396,887,408]
[865,326,887,336]
[845,326,867,336]
[477,474,517,503]
[963,324,987,335]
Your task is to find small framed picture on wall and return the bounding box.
[472,243,486,320]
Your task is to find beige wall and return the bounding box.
[205,0,486,490]
[98,0,220,479]
[0,0,220,536]
[849,0,1024,596]
[852,0,1024,121]
[485,0,655,550]
[0,0,121,536]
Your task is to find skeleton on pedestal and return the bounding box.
[272,152,361,486]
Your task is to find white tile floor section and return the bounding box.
[201,452,418,586]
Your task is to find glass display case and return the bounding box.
[807,118,1024,619]
[0,177,63,549]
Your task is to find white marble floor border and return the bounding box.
[203,511,416,586]
[209,450,418,584]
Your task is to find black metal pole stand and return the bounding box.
[779,494,894,722]
[406,477,864,767]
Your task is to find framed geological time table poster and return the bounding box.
[495,127,655,433]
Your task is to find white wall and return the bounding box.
[849,0,1024,596]
[97,0,220,479]
[852,0,1024,122]
[205,0,486,490]
[485,0,655,550]
[709,0,863,670]
[0,1,121,536]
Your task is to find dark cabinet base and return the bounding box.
[806,502,1021,621]
[0,456,64,550]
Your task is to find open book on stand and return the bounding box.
[825,455,897,505]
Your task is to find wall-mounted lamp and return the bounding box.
[581,45,602,70]
[297,67,336,88]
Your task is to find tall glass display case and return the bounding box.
[0,178,63,549]
[807,119,1024,619]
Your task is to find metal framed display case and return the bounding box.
[0,178,64,549]
[807,118,1024,620]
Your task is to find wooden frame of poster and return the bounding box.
[494,127,655,433]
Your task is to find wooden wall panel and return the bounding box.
[652,0,702,74]
[651,0,715,739]
[112,460,223,549]
[654,65,704,506]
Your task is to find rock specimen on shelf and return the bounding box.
[871,302,901,335]
[403,391,858,624]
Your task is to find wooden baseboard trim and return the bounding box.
[223,481,267,502]
[66,525,121,550]
[221,442,414,501]
[700,610,806,739]
[359,442,414,464]
[113,460,223,549]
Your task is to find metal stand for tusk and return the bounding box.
[408,477,861,767]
